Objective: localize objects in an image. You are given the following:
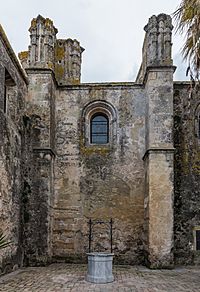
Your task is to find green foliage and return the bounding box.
[173,0,200,80]
[0,232,11,250]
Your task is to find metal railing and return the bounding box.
[88,218,113,253]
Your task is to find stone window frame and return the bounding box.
[194,103,200,141]
[193,226,200,251]
[82,100,117,147]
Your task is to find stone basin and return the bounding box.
[86,252,114,283]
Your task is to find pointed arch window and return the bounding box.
[90,113,109,144]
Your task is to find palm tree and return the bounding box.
[0,231,11,250]
[173,0,200,80]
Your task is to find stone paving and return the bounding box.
[0,264,199,292]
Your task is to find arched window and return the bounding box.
[82,100,117,147]
[90,113,109,144]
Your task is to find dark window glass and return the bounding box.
[90,114,109,144]
[4,85,6,113]
[198,113,200,138]
[196,230,200,250]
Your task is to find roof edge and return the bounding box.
[0,24,28,85]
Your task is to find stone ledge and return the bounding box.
[142,147,175,161]
[33,147,56,157]
[143,65,176,84]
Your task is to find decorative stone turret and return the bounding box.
[28,15,57,69]
[55,38,84,85]
[136,14,173,83]
[145,14,173,67]
[138,14,175,268]
[19,15,84,85]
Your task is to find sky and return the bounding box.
[0,0,188,82]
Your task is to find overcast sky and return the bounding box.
[0,0,187,82]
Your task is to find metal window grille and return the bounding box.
[90,113,109,144]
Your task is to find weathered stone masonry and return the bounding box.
[0,13,199,274]
[173,82,200,265]
[0,24,28,273]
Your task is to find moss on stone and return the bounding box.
[18,51,28,60]
[30,18,37,29]
[55,45,65,59]
[45,18,53,28]
[80,145,110,156]
[71,79,80,85]
[55,65,64,80]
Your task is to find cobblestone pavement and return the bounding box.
[0,264,199,292]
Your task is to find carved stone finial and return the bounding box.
[144,14,173,67]
[27,15,58,69]
[19,15,84,85]
[54,38,84,85]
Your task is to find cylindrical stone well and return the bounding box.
[86,252,114,283]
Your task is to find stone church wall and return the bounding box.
[174,82,200,265]
[0,25,28,274]
[0,13,199,272]
[53,83,146,264]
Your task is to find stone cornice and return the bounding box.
[25,67,58,87]
[142,147,175,161]
[33,147,56,157]
[143,65,176,85]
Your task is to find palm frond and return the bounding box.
[173,0,200,80]
[0,232,11,249]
